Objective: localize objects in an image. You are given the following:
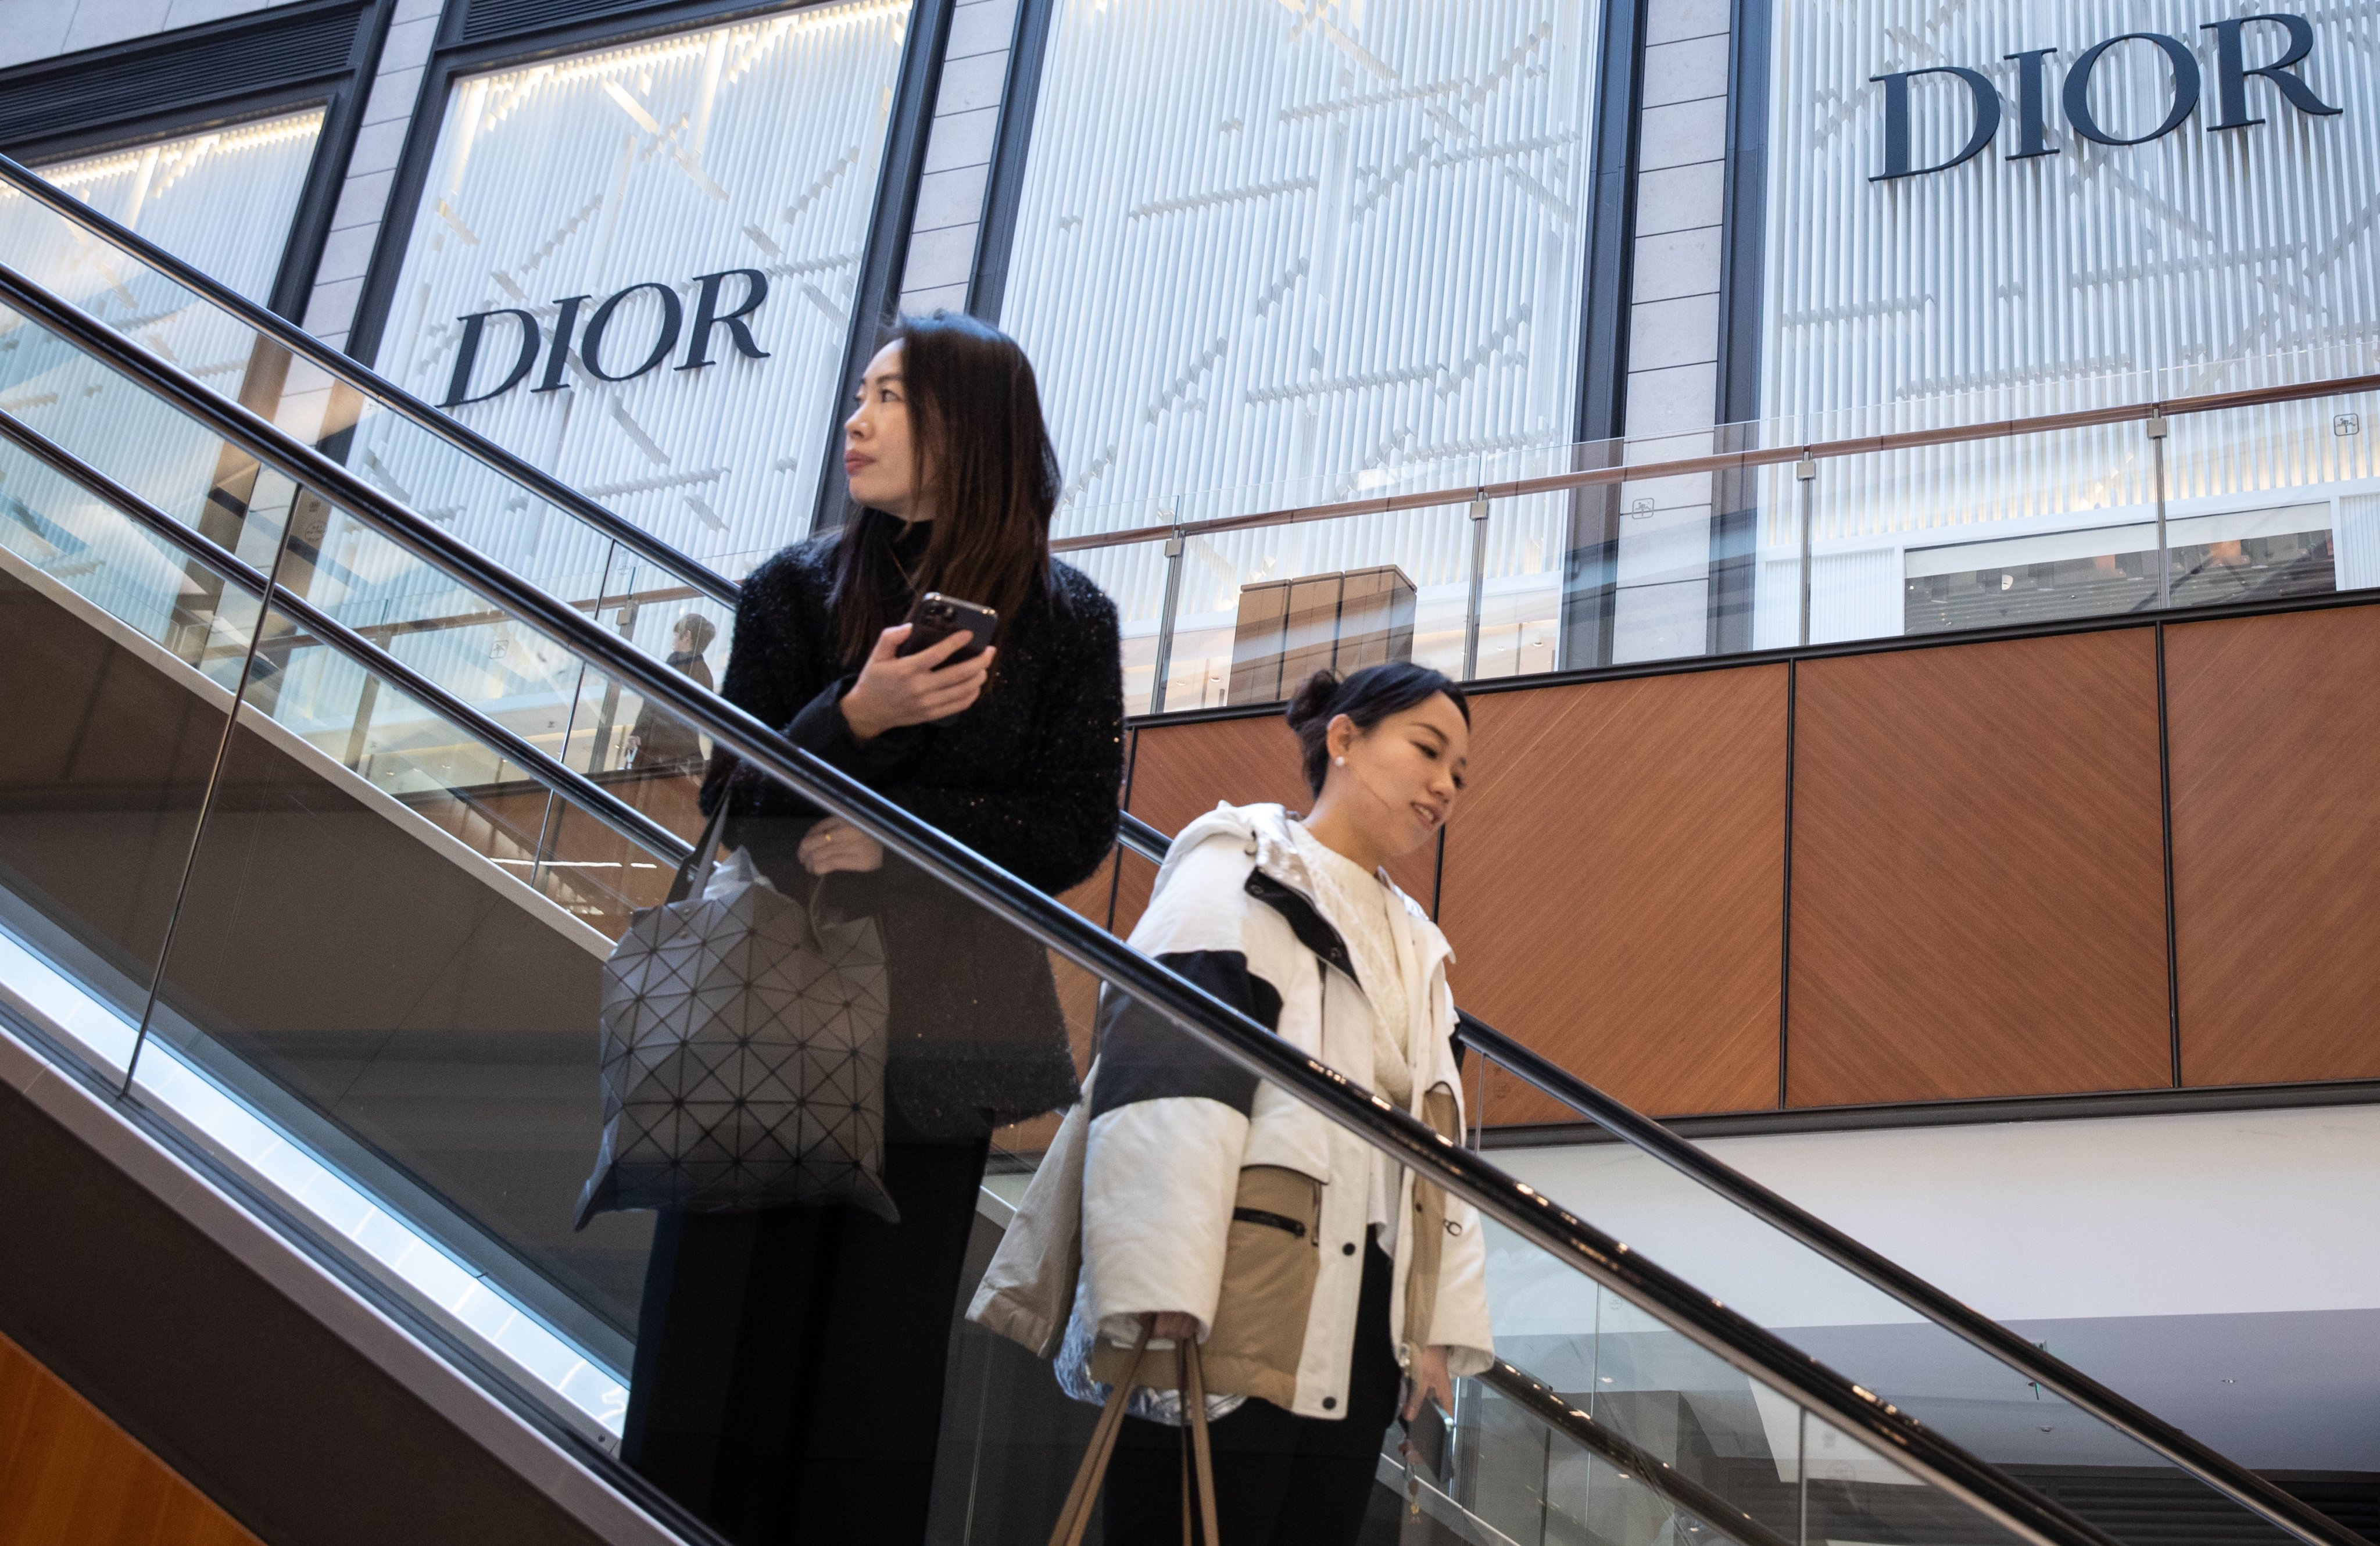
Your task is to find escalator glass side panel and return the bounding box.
[0,318,715,892]
[138,603,663,1362]
[940,1114,2043,1546]
[1469,1053,2302,1546]
[0,187,734,686]
[0,429,271,1043]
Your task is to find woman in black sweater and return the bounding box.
[621,312,1123,1545]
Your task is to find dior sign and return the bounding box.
[1870,14,2339,180]
[439,269,772,408]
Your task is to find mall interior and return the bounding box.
[0,0,2375,1542]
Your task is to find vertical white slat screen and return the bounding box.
[1760,0,2380,643]
[366,0,910,595]
[1001,0,1600,695]
[0,112,324,644]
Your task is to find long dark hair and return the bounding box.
[830,312,1061,663]
[1286,664,1471,796]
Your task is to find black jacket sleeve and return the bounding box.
[700,558,920,817]
[885,579,1124,894]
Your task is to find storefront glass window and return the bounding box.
[32,109,325,305]
[997,0,1602,703]
[367,0,912,584]
[0,111,325,636]
[1756,0,2380,646]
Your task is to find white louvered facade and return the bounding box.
[1758,0,2380,645]
[363,1,910,592]
[1002,0,1601,706]
[0,112,323,647]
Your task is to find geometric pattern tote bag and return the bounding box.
[575,807,898,1226]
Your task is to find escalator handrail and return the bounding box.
[1114,813,2357,1546]
[1451,1010,2367,1546]
[0,152,739,611]
[0,409,696,870]
[0,256,2141,1546]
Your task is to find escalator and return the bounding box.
[0,152,2367,1546]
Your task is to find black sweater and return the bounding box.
[702,530,1123,1136]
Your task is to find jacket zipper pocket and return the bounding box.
[1232,1207,1308,1239]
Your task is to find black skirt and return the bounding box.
[620,1115,992,1546]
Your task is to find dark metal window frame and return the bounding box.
[0,0,393,325]
[1561,0,1648,670]
[1714,0,1772,432]
[343,0,955,543]
[1702,0,1773,657]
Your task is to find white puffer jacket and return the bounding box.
[1076,801,1493,1420]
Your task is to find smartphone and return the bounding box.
[897,592,997,664]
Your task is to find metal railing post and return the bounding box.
[1461,491,1490,680]
[2148,408,2171,609]
[1796,452,1817,647]
[1147,521,1186,714]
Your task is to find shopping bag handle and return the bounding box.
[670,800,847,946]
[1045,1326,1221,1546]
[1048,1325,1148,1546]
[1180,1336,1221,1546]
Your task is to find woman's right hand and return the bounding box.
[1144,1311,1200,1341]
[839,623,995,742]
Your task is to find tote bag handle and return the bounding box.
[668,797,844,946]
[1047,1326,1221,1546]
[668,799,733,904]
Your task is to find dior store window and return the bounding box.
[1740,0,2378,652]
[362,0,915,601]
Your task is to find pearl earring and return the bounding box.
[1334,755,1345,766]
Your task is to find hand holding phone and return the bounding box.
[840,596,997,742]
[896,592,997,663]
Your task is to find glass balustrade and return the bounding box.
[1457,1039,2303,1546]
[1047,356,2379,713]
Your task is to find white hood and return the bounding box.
[1153,801,1454,983]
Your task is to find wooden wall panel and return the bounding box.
[1437,667,1790,1119]
[2168,606,2380,1085]
[1788,631,2171,1105]
[0,1330,259,1546]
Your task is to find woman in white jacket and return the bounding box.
[1079,661,1493,1543]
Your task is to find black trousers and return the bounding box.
[620,1133,991,1546]
[1103,1239,1402,1546]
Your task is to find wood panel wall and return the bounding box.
[0,1331,259,1546]
[1787,631,2172,1105]
[2167,609,2380,1085]
[1107,600,2380,1121]
[1436,667,1789,1118]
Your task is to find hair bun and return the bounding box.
[1285,669,1342,731]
